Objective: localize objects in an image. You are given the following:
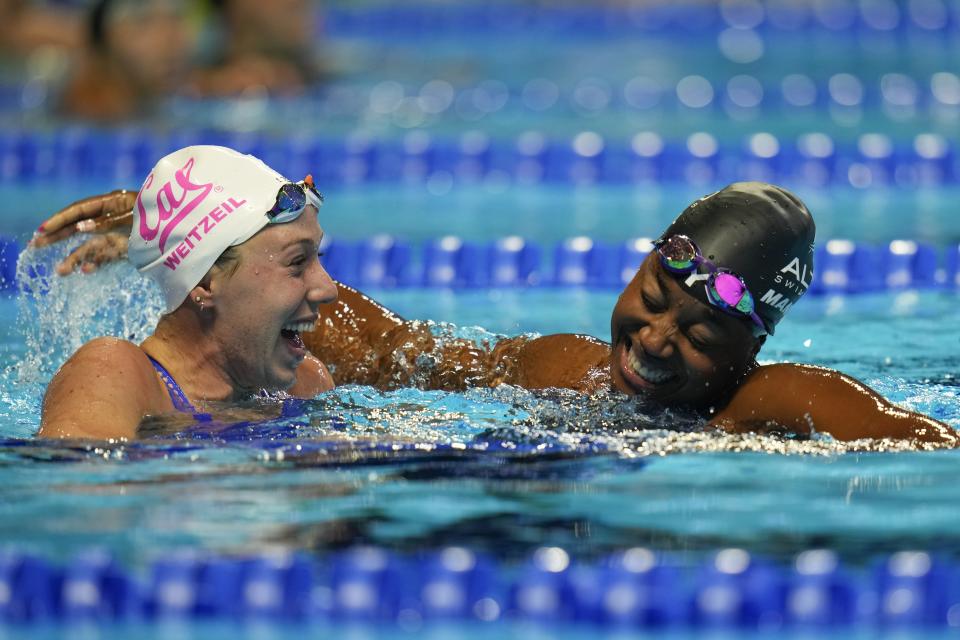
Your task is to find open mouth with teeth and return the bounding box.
[280,320,314,356]
[618,336,679,393]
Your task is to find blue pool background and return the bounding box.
[3,0,960,635]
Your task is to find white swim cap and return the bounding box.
[129,145,295,313]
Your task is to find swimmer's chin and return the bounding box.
[235,374,298,398]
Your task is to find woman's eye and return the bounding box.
[687,333,713,352]
[642,292,666,312]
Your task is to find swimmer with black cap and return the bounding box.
[575,182,950,443]
[33,172,958,445]
[609,181,814,407]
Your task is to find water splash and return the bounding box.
[14,239,164,384]
[9,384,937,468]
[5,242,956,458]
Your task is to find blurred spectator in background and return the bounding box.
[60,0,198,121]
[189,0,326,97]
[59,0,324,121]
[0,0,84,56]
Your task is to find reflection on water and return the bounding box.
[3,383,960,566]
[3,238,960,566]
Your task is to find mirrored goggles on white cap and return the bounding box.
[267,174,324,224]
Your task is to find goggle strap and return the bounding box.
[656,235,769,336]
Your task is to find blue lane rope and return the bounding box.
[7,234,960,294]
[0,547,956,629]
[0,128,958,187]
[323,2,960,38]
[320,235,960,292]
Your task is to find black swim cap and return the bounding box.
[659,182,815,335]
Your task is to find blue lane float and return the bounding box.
[319,235,960,293]
[7,233,960,295]
[5,67,960,133]
[2,547,960,629]
[323,2,960,38]
[2,128,959,187]
[0,236,17,291]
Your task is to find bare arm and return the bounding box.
[305,283,610,392]
[306,281,505,389]
[38,338,168,440]
[710,363,959,445]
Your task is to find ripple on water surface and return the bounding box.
[3,241,960,562]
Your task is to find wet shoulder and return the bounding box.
[71,336,153,368]
[715,362,956,444]
[741,362,838,388]
[714,362,856,429]
[39,338,170,439]
[290,354,335,397]
[55,338,168,402]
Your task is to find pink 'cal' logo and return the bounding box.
[137,157,214,253]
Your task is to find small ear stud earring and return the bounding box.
[195,296,202,303]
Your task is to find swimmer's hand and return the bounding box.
[30,189,136,249]
[29,189,135,275]
[54,232,129,275]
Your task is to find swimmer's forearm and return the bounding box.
[351,331,608,392]
[307,285,610,392]
[309,314,525,390]
[308,281,509,390]
[712,404,955,444]
[306,282,407,385]
[377,325,496,390]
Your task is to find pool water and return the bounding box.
[3,236,960,571]
[4,281,960,636]
[5,181,960,245]
[2,134,959,638]
[4,2,960,632]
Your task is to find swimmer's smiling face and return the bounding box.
[609,254,762,408]
[207,207,336,392]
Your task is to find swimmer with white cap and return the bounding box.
[33,153,958,445]
[37,146,338,439]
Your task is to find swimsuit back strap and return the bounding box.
[280,397,307,418]
[147,355,199,414]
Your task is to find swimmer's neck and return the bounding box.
[698,357,761,414]
[142,312,253,403]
